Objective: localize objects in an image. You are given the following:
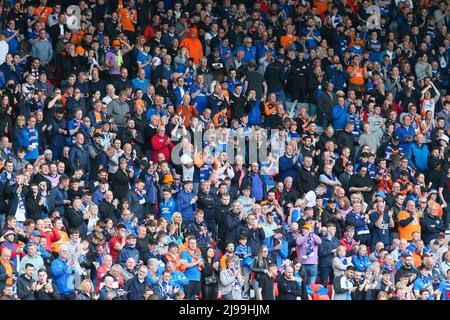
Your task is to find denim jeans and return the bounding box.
[302,264,318,285]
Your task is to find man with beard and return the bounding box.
[395,252,419,285]
[224,201,246,247]
[348,165,375,203]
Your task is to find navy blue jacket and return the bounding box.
[421,213,446,245]
[318,235,341,267]
[68,144,90,173]
[176,190,197,222]
[124,276,152,300]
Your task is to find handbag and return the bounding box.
[204,274,217,285]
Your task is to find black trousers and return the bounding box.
[318,265,334,286]
[185,280,201,299]
[201,282,218,300]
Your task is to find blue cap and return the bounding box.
[375,191,386,199]
[32,230,41,236]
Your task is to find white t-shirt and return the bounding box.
[180,153,194,181]
[0,40,9,65]
[422,98,435,117]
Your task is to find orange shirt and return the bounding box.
[176,104,199,127]
[118,8,137,32]
[280,34,297,49]
[314,0,328,15]
[71,31,85,44]
[264,101,277,116]
[34,6,53,25]
[397,210,421,241]
[412,251,423,268]
[347,65,365,86]
[51,230,68,253]
[165,252,183,271]
[213,111,228,127]
[194,153,219,169]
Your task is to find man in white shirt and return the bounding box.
[304,184,327,207]
[0,34,9,65]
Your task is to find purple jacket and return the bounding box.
[296,234,322,265]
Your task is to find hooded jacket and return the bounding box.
[179,28,204,64]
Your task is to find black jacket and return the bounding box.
[111,170,131,201]
[277,275,309,300]
[395,265,419,284]
[34,283,60,300]
[215,203,231,249]
[17,275,35,300]
[224,211,244,245]
[240,225,266,256]
[25,193,54,221]
[196,191,219,223]
[297,167,319,195]
[64,207,86,235]
[335,130,356,156]
[99,200,120,223]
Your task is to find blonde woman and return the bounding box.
[171,212,184,240]
[85,203,100,235]
[77,279,97,300]
[350,192,368,213]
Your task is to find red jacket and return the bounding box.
[39,228,62,252]
[151,134,174,162]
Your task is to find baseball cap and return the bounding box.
[302,223,313,230]
[375,190,387,199]
[273,227,284,234]
[32,230,41,237]
[3,230,14,237]
[112,39,121,47]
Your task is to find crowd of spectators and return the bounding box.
[0,0,449,301]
